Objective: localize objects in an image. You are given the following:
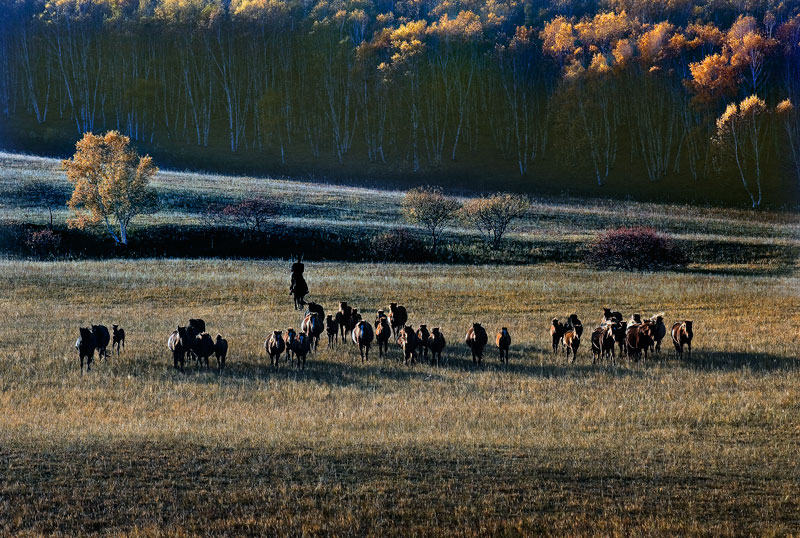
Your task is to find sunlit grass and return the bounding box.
[0,259,798,535]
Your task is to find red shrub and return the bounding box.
[25,229,62,258]
[586,227,687,271]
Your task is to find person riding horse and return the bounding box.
[290,255,308,309]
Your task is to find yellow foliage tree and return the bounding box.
[459,193,531,249]
[62,131,158,244]
[401,186,461,253]
[712,95,768,208]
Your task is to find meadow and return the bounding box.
[0,258,799,536]
[0,152,799,535]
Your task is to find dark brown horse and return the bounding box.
[389,303,408,339]
[76,327,96,373]
[398,325,420,365]
[465,323,488,366]
[301,312,323,351]
[325,315,339,348]
[550,318,565,353]
[336,302,352,341]
[266,330,286,368]
[292,333,311,369]
[428,327,446,366]
[214,334,228,372]
[626,321,655,361]
[92,324,110,360]
[112,324,125,355]
[416,324,431,361]
[496,327,511,364]
[352,320,374,363]
[375,316,391,358]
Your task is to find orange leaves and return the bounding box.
[638,22,675,65]
[62,131,157,243]
[540,16,576,63]
[688,53,738,104]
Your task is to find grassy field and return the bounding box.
[0,150,799,535]
[1,258,799,536]
[2,151,799,272]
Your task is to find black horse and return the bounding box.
[290,255,309,310]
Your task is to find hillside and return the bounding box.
[2,152,799,274]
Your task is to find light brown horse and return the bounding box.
[671,320,693,359]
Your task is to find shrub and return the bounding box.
[370,228,415,262]
[586,227,687,271]
[25,229,62,258]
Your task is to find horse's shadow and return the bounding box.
[174,349,448,389]
[155,343,798,387]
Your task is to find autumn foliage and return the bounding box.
[62,131,157,245]
[2,1,800,206]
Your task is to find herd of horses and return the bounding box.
[74,302,695,374]
[550,308,694,365]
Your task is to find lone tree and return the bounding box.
[220,197,279,235]
[460,193,531,249]
[401,186,461,254]
[712,95,768,208]
[62,131,157,244]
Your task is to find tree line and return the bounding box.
[1,0,799,207]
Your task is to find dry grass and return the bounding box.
[1,259,798,536]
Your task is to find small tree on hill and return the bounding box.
[220,197,279,235]
[62,131,157,245]
[460,193,531,249]
[401,186,461,254]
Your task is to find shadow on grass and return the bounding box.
[143,344,797,386]
[674,350,799,372]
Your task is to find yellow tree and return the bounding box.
[401,186,461,254]
[459,193,531,249]
[712,95,768,208]
[62,131,157,244]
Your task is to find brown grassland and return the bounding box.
[0,152,799,536]
[0,259,799,536]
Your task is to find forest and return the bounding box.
[0,0,799,206]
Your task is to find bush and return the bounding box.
[370,228,415,262]
[586,227,687,271]
[25,229,62,258]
